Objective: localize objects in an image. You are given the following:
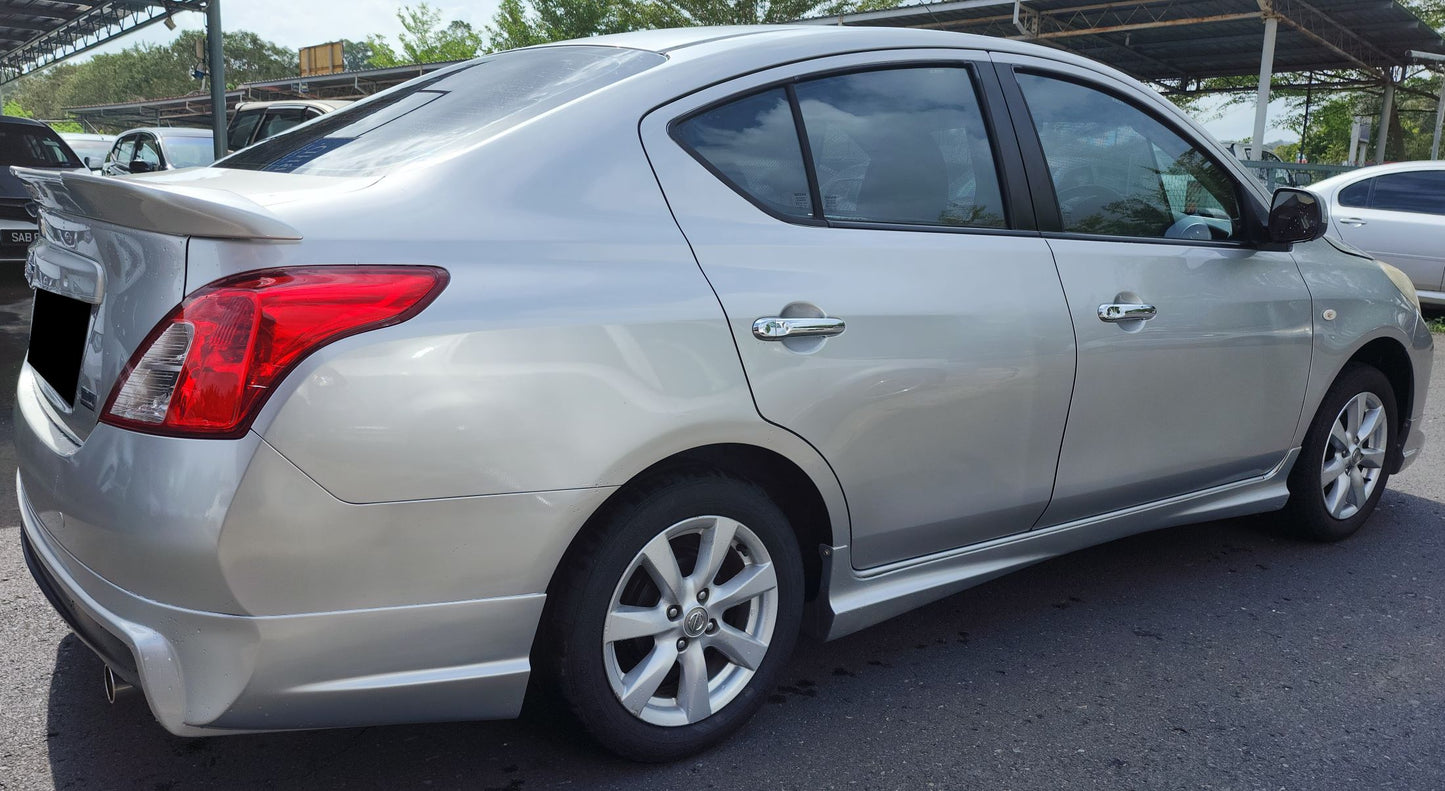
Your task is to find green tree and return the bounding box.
[341,39,376,72]
[366,3,485,67]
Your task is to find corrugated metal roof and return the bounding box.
[803,0,1445,80]
[0,1,208,85]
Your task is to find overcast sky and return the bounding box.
[86,0,1293,144]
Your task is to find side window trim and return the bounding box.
[997,63,1266,247]
[667,57,1038,235]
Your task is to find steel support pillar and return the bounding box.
[1252,15,1278,156]
[1348,116,1365,165]
[1374,77,1394,164]
[1432,76,1445,160]
[207,0,226,160]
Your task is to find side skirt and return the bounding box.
[810,449,1299,641]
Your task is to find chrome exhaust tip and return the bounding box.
[103,666,133,703]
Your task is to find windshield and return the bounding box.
[164,136,217,169]
[216,46,664,178]
[0,126,82,169]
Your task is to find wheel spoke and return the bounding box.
[1349,467,1368,508]
[675,645,712,722]
[619,641,678,715]
[1357,406,1383,445]
[1359,446,1386,470]
[1347,396,1364,440]
[1320,456,1348,489]
[1329,420,1352,451]
[1325,472,1349,517]
[692,517,740,588]
[707,622,769,670]
[605,605,673,643]
[710,562,778,611]
[639,533,686,605]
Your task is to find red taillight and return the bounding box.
[101,266,448,438]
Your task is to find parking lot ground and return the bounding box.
[2,266,1442,790]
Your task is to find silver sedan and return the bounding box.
[1310,161,1445,307]
[15,25,1433,762]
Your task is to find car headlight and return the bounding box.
[1377,260,1421,313]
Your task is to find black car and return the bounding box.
[0,116,82,261]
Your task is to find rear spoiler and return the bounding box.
[13,167,302,241]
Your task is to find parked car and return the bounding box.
[58,132,116,172]
[15,27,1432,763]
[101,127,214,175]
[1224,141,1300,188]
[226,99,351,152]
[1309,161,1445,307]
[0,116,83,261]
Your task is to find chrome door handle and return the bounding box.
[752,316,846,340]
[1337,217,1367,227]
[1097,303,1157,323]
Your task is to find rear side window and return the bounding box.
[0,125,81,168]
[795,67,1005,228]
[218,46,664,177]
[1356,171,1445,215]
[672,88,814,219]
[1016,72,1241,241]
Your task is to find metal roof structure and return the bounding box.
[63,60,460,130]
[803,0,1445,82]
[0,0,207,85]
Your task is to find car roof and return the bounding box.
[0,115,54,130]
[115,127,213,139]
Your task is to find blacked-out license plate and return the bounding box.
[5,229,38,246]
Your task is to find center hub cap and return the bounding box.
[682,607,708,638]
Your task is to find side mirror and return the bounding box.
[1268,188,1326,245]
[82,155,95,170]
[129,159,156,174]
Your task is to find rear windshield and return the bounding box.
[0,126,81,169]
[216,46,664,178]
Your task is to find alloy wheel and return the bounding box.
[1320,391,1388,520]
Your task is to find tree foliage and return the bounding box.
[366,3,485,67]
[6,30,294,128]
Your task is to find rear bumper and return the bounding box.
[19,475,545,734]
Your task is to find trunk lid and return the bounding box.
[14,167,303,443]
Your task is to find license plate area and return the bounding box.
[28,289,92,407]
[5,228,38,246]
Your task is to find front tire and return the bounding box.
[1280,363,1397,542]
[546,472,804,762]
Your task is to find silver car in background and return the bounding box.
[1310,161,1445,307]
[15,26,1432,762]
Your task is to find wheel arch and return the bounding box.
[1316,334,1416,472]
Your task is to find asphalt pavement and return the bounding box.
[1,264,1442,790]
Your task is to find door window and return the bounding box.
[134,136,163,168]
[1340,171,1445,215]
[257,108,312,142]
[672,88,814,219]
[109,137,136,168]
[1016,72,1241,241]
[794,67,1005,228]
[228,110,263,151]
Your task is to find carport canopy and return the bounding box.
[804,0,1445,161]
[0,1,228,158]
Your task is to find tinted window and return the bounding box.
[162,137,216,169]
[257,108,311,142]
[1365,171,1445,215]
[218,47,663,177]
[1017,73,1241,241]
[795,68,1005,228]
[228,110,263,151]
[673,88,813,219]
[1338,180,1370,208]
[0,125,82,168]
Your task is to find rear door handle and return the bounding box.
[1097,303,1157,323]
[1337,217,1367,227]
[752,316,846,340]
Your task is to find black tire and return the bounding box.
[1280,363,1398,542]
[544,472,804,762]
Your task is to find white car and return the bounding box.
[59,132,116,172]
[226,100,351,152]
[1311,161,1445,307]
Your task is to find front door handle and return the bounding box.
[753,316,846,340]
[1337,217,1368,227]
[1097,303,1157,323]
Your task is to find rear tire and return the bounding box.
[1280,363,1397,542]
[545,472,803,762]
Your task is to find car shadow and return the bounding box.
[43,489,1445,790]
